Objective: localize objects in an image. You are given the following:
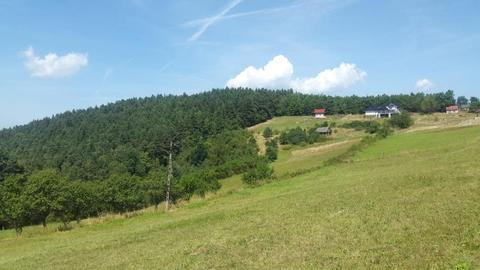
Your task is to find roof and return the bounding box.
[315,127,331,133]
[365,105,387,111]
[365,103,399,112]
[313,108,326,113]
[446,105,459,111]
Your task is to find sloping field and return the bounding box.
[1,126,479,269]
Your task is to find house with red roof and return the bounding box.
[446,105,459,114]
[313,108,326,119]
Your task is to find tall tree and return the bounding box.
[0,175,31,236]
[25,170,67,227]
[420,96,439,113]
[457,96,469,107]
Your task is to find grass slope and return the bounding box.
[1,125,479,269]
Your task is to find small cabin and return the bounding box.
[313,108,326,119]
[365,103,400,118]
[315,127,332,135]
[446,105,459,114]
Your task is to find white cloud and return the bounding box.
[22,47,88,78]
[226,55,367,93]
[226,55,294,89]
[187,0,242,42]
[415,79,434,91]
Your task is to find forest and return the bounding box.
[0,88,475,233]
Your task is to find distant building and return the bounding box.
[315,127,332,135]
[313,108,326,119]
[365,103,400,118]
[446,105,459,114]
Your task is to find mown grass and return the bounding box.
[1,125,479,269]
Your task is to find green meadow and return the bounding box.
[1,115,479,269]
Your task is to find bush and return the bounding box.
[375,124,392,138]
[242,160,274,185]
[389,113,414,129]
[262,127,273,139]
[279,127,307,145]
[179,169,221,198]
[341,121,380,134]
[279,126,328,145]
[265,139,278,162]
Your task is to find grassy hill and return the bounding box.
[1,115,479,269]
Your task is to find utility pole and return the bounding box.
[165,140,173,211]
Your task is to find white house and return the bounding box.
[365,103,400,118]
[313,108,326,118]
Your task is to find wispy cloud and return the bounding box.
[187,0,243,42]
[184,3,303,28]
[103,67,114,81]
[188,0,351,25]
[185,0,353,42]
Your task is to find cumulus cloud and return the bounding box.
[226,55,366,93]
[415,79,434,91]
[22,47,88,78]
[226,55,294,89]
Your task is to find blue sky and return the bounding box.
[1,0,479,128]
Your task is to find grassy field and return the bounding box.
[1,116,479,269]
[248,114,366,133]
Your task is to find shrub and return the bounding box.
[265,139,278,162]
[262,127,273,139]
[389,113,414,129]
[341,121,380,134]
[280,126,328,145]
[375,124,393,138]
[279,127,307,145]
[242,160,274,185]
[179,169,221,198]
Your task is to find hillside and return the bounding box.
[0,89,455,181]
[1,117,479,269]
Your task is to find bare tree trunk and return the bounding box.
[165,140,173,211]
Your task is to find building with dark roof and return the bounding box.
[365,103,400,118]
